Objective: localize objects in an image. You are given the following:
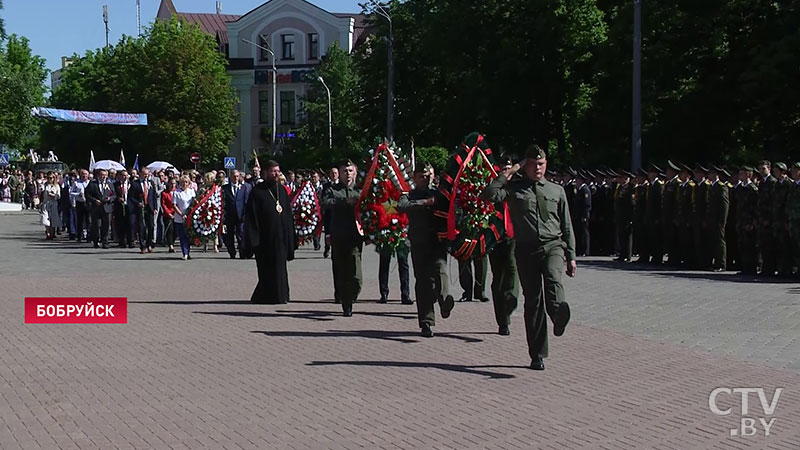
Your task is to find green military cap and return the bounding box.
[792,162,800,169]
[606,169,619,177]
[567,167,577,177]
[620,169,634,177]
[740,165,754,172]
[710,164,730,178]
[525,144,547,160]
[595,169,606,177]
[694,163,708,173]
[679,163,692,172]
[638,168,647,177]
[647,163,663,173]
[666,160,681,172]
[774,162,788,171]
[338,158,356,168]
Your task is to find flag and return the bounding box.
[252,149,261,170]
[119,149,126,167]
[89,150,96,170]
[28,149,39,164]
[133,154,139,171]
[410,137,416,171]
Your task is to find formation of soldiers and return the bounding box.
[554,160,800,277]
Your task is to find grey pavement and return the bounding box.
[1,211,798,449]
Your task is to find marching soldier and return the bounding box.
[725,169,739,271]
[633,170,648,261]
[322,160,364,316]
[645,164,664,264]
[707,166,730,271]
[481,145,575,371]
[398,163,455,337]
[677,165,696,267]
[693,165,712,270]
[735,166,759,275]
[573,170,592,256]
[613,170,634,262]
[590,170,610,256]
[662,161,681,265]
[756,160,777,276]
[772,162,792,276]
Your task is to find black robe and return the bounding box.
[242,181,296,304]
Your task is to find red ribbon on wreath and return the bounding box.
[446,134,499,240]
[355,141,411,232]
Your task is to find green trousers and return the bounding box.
[331,241,362,308]
[515,240,569,359]
[458,255,488,300]
[736,225,757,274]
[488,239,519,327]
[410,242,448,328]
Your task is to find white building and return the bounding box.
[50,57,75,92]
[157,0,368,169]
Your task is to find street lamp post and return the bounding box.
[632,0,642,172]
[318,76,332,150]
[242,38,277,152]
[362,0,394,142]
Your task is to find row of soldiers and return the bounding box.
[553,160,800,277]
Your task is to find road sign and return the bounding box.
[224,157,236,169]
[0,153,9,166]
[190,152,200,164]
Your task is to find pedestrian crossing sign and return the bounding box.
[0,153,9,166]
[224,157,236,169]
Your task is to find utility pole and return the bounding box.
[361,1,394,142]
[136,0,141,37]
[318,76,332,150]
[103,5,109,49]
[632,0,642,172]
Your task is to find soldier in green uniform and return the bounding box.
[322,160,364,316]
[788,163,800,277]
[677,165,696,267]
[487,155,520,335]
[481,145,575,371]
[645,164,664,264]
[692,165,712,269]
[735,166,759,275]
[614,170,634,262]
[772,162,793,276]
[633,170,648,261]
[398,163,455,337]
[458,257,489,302]
[706,166,730,271]
[725,168,739,271]
[756,160,777,276]
[662,161,681,265]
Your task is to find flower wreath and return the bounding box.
[187,184,223,246]
[436,132,507,260]
[291,180,322,246]
[356,141,413,253]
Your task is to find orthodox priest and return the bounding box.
[242,160,296,304]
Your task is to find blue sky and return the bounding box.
[3,0,363,82]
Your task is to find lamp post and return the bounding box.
[242,38,277,151]
[361,0,393,142]
[318,76,332,150]
[632,0,642,172]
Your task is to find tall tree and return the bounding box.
[0,0,6,42]
[42,17,238,168]
[0,34,48,149]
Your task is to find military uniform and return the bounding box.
[706,172,730,271]
[633,176,648,260]
[645,173,664,264]
[772,165,793,276]
[677,176,696,266]
[482,171,574,365]
[787,164,800,275]
[572,179,591,256]
[726,177,739,271]
[662,169,681,265]
[693,171,712,269]
[735,172,758,275]
[458,257,488,302]
[488,234,519,333]
[398,186,453,333]
[757,172,777,275]
[322,181,363,315]
[613,177,634,262]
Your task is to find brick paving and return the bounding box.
[1,211,798,449]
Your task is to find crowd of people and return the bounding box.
[554,160,800,278]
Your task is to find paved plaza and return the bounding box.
[1,211,798,449]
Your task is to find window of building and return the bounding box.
[281,34,295,60]
[258,91,269,124]
[309,33,319,60]
[280,91,296,125]
[258,34,272,61]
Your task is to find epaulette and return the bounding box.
[704,180,711,185]
[688,180,696,187]
[655,179,664,184]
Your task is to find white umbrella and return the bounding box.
[92,160,125,171]
[147,161,176,172]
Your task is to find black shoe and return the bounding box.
[401,298,414,305]
[314,246,321,251]
[440,295,455,319]
[93,242,99,248]
[102,243,109,249]
[553,303,571,337]
[77,238,83,243]
[342,305,353,317]
[458,295,472,302]
[498,326,510,336]
[421,325,434,338]
[323,249,330,258]
[477,296,490,303]
[378,296,388,304]
[229,254,237,259]
[530,357,545,370]
[128,244,134,249]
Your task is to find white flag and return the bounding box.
[89,150,96,170]
[120,149,126,167]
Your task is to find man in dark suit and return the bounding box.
[128,167,158,254]
[85,169,116,249]
[222,170,251,259]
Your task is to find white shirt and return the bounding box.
[173,188,195,224]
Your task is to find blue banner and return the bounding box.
[31,107,148,126]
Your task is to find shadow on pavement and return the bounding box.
[196,310,336,322]
[251,329,484,344]
[308,360,519,379]
[130,300,251,305]
[579,259,798,284]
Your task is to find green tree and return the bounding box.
[42,17,238,168]
[0,34,48,149]
[290,42,366,168]
[415,146,449,174]
[0,0,6,42]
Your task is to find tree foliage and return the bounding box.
[42,17,238,168]
[0,34,48,149]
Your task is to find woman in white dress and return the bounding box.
[173,175,196,260]
[42,173,62,240]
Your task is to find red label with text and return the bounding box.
[25,298,127,324]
